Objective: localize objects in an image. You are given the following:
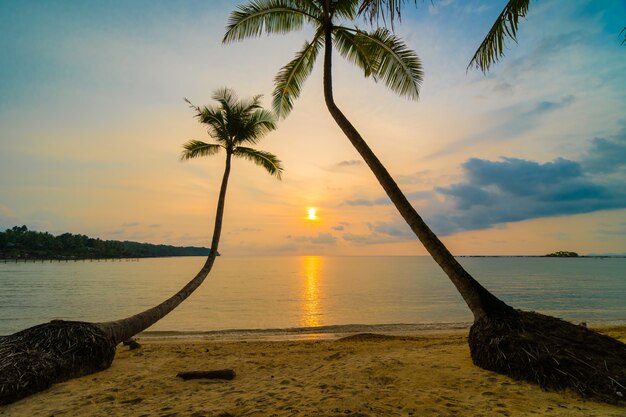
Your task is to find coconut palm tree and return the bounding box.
[223,0,626,404]
[0,88,283,405]
[180,88,283,268]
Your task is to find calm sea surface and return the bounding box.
[1,256,625,336]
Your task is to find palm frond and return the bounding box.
[357,0,417,27]
[273,30,324,118]
[223,0,320,43]
[233,146,284,179]
[237,94,264,120]
[184,97,201,113]
[349,27,423,100]
[332,0,360,21]
[333,27,376,78]
[621,26,626,45]
[185,98,230,143]
[212,88,239,114]
[180,141,223,161]
[236,109,278,146]
[467,0,530,72]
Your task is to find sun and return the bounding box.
[307,207,318,221]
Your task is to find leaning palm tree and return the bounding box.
[223,0,626,404]
[0,88,283,405]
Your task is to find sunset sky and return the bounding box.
[1,0,625,256]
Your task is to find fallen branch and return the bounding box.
[176,369,235,381]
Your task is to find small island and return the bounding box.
[0,225,213,260]
[544,251,579,258]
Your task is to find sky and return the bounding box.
[1,0,625,256]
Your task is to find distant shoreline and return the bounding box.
[0,253,218,261]
[0,225,213,260]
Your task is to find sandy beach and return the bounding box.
[1,326,625,417]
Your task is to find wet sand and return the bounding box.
[2,326,625,416]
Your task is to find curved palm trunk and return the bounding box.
[319,26,626,405]
[99,152,233,344]
[321,28,511,322]
[1,154,234,405]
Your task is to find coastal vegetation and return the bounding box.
[224,0,626,404]
[0,225,211,260]
[0,89,282,405]
[545,251,579,258]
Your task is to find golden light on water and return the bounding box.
[307,207,318,221]
[301,255,322,328]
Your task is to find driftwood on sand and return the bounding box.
[176,369,236,380]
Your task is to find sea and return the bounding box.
[1,256,625,337]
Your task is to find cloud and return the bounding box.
[342,233,397,245]
[427,96,577,159]
[336,160,362,167]
[344,191,432,207]
[332,225,345,231]
[288,233,337,245]
[425,146,626,235]
[394,170,430,185]
[526,95,576,117]
[503,31,586,80]
[120,221,140,228]
[345,197,391,207]
[582,128,626,174]
[340,221,415,245]
[229,227,262,234]
[367,221,413,238]
[148,223,161,228]
[429,0,454,15]
[463,3,492,14]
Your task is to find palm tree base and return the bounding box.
[469,309,626,405]
[0,320,116,405]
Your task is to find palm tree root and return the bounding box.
[469,309,626,405]
[0,320,115,405]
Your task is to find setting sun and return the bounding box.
[307,207,318,221]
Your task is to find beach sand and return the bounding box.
[2,326,625,416]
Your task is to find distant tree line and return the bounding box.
[0,226,212,259]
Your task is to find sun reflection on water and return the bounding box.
[301,256,322,328]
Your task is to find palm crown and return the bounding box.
[181,88,283,179]
[223,0,423,118]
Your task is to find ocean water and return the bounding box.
[0,256,625,336]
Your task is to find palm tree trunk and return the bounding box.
[99,153,233,344]
[321,28,511,321]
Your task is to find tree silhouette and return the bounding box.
[224,0,626,404]
[0,88,282,405]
